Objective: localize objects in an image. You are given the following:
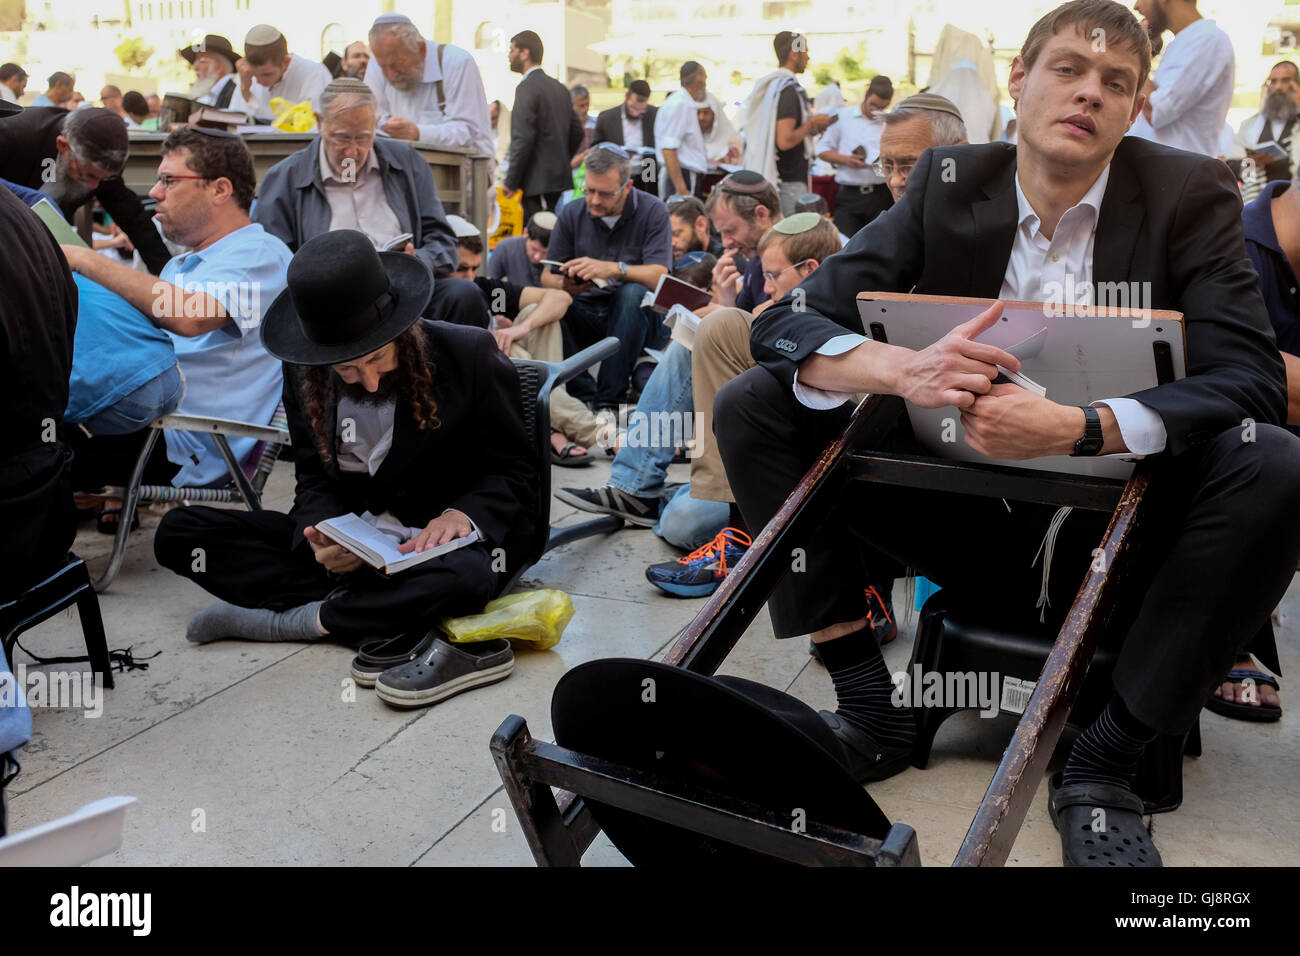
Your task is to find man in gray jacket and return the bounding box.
[253,77,489,327]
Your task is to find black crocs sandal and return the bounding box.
[1205,667,1281,722]
[349,631,436,687]
[1048,772,1162,867]
[551,441,593,467]
[818,710,913,783]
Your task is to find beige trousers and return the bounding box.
[690,307,756,503]
[507,305,608,448]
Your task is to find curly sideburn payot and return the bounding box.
[298,325,440,461]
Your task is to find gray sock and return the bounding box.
[186,600,326,644]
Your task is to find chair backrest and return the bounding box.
[507,359,557,589]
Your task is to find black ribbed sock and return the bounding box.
[1062,695,1156,790]
[818,625,915,749]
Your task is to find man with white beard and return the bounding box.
[1238,61,1300,202]
[179,34,240,109]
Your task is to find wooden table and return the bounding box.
[123,132,492,239]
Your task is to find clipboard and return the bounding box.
[856,292,1187,479]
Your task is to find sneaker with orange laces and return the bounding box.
[644,527,752,598]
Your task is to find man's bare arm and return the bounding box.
[1283,351,1300,425]
[61,244,231,337]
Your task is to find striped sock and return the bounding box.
[1062,696,1156,790]
[818,626,915,749]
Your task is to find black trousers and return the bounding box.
[153,507,499,641]
[0,443,75,600]
[423,276,491,329]
[561,281,668,407]
[832,184,892,239]
[64,425,179,492]
[522,191,563,226]
[715,365,1300,735]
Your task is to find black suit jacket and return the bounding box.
[0,107,171,274]
[505,69,584,197]
[282,320,539,572]
[593,103,657,150]
[752,137,1288,458]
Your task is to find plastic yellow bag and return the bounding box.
[441,589,574,650]
[488,185,524,250]
[269,97,317,132]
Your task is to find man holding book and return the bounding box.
[153,229,537,709]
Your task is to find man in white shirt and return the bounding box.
[229,25,332,128]
[817,75,894,237]
[1129,0,1234,156]
[364,12,494,162]
[715,0,1300,867]
[1236,61,1300,201]
[655,62,712,199]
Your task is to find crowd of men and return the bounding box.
[3,0,1299,866]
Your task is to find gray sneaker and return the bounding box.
[554,484,658,527]
[374,635,514,708]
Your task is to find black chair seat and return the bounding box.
[1,553,113,690]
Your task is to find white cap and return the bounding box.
[372,13,415,28]
[245,24,284,46]
[444,214,479,239]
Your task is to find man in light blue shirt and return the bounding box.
[60,127,290,497]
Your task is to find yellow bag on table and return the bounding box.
[441,589,574,650]
[269,97,317,132]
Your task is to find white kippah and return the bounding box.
[372,13,415,28]
[530,211,557,230]
[444,214,479,238]
[245,24,283,46]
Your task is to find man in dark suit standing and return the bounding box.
[716,0,1300,866]
[154,229,537,708]
[594,80,657,193]
[505,30,583,224]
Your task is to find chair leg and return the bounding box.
[72,562,113,691]
[93,429,161,593]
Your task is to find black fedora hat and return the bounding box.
[551,658,891,866]
[178,34,242,71]
[261,230,434,366]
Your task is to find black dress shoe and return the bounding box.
[818,710,913,783]
[349,631,435,687]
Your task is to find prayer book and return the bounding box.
[649,273,713,314]
[32,198,88,248]
[315,513,481,575]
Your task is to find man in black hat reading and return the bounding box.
[153,230,537,707]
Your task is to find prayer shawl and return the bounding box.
[703,91,742,165]
[739,68,811,186]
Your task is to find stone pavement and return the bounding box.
[7,458,1299,866]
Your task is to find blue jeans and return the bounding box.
[78,364,184,436]
[655,482,729,551]
[563,281,669,406]
[609,340,692,499]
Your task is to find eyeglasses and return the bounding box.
[585,184,628,201]
[590,140,629,158]
[324,130,375,148]
[871,160,915,178]
[762,259,810,282]
[155,173,209,190]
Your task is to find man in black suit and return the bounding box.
[0,106,171,273]
[153,230,538,706]
[505,30,584,224]
[716,0,1300,866]
[594,80,657,194]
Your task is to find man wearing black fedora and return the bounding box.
[153,230,538,707]
[180,34,241,110]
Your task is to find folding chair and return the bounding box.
[502,336,625,592]
[93,404,291,592]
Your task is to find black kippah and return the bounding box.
[720,169,771,195]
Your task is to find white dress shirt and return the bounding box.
[622,110,644,149]
[0,84,18,104]
[196,74,237,108]
[318,142,404,249]
[654,91,709,174]
[365,41,495,160]
[1133,18,1234,157]
[229,54,332,126]
[818,106,888,186]
[793,164,1168,456]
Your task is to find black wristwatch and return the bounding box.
[1072,406,1104,456]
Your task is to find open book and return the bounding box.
[649,272,712,314]
[315,512,480,575]
[540,259,609,289]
